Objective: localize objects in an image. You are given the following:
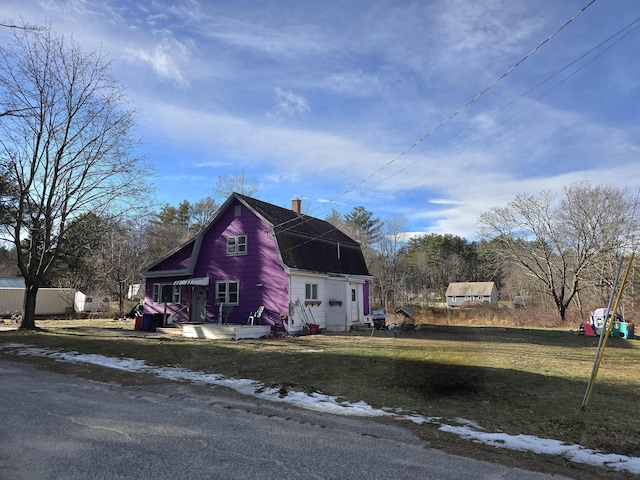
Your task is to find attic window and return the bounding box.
[235,205,241,216]
[226,234,247,256]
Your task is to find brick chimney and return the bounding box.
[291,197,301,214]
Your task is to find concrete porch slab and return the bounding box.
[181,324,272,340]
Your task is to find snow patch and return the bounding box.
[2,343,639,474]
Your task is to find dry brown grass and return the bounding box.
[2,313,639,479]
[399,304,576,328]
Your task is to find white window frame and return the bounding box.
[216,280,239,305]
[226,234,247,256]
[305,283,318,301]
[152,283,181,304]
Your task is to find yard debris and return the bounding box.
[394,306,415,319]
[394,306,415,330]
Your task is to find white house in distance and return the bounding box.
[445,282,498,309]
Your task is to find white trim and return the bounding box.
[215,280,239,305]
[173,277,209,286]
[226,234,248,256]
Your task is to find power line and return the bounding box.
[275,0,599,242]
[302,0,598,217]
[347,16,640,211]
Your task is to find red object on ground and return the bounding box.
[134,315,142,331]
[579,321,596,336]
[308,323,319,335]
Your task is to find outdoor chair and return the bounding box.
[247,306,265,326]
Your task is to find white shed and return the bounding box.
[0,277,75,316]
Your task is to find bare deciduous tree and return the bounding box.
[214,169,258,203]
[478,182,638,322]
[190,196,218,232]
[0,23,151,329]
[371,214,408,308]
[93,218,144,317]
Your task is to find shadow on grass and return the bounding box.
[400,324,639,349]
[2,327,639,457]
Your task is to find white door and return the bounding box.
[191,286,207,322]
[325,280,347,332]
[349,286,360,324]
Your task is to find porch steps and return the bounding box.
[181,323,272,340]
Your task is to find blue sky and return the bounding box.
[2,1,639,240]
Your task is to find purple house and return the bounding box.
[139,193,372,334]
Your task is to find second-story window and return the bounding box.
[226,234,247,256]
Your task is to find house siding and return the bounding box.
[445,282,498,309]
[288,274,368,332]
[347,280,364,325]
[289,273,326,333]
[363,281,370,315]
[0,288,75,316]
[143,199,290,328]
[193,200,289,325]
[147,241,194,272]
[141,193,372,333]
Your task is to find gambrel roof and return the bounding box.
[140,193,370,278]
[236,194,369,276]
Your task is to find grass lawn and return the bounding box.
[1,319,639,479]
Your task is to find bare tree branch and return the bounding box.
[0,22,153,329]
[478,182,638,321]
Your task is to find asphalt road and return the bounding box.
[0,360,567,480]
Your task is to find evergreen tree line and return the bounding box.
[0,170,256,318]
[325,206,503,312]
[0,173,636,323]
[327,182,640,324]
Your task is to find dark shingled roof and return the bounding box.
[236,194,370,276]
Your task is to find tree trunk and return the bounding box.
[118,280,125,318]
[555,297,568,323]
[20,284,38,330]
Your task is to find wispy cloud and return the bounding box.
[434,0,542,69]
[125,39,190,88]
[270,88,310,117]
[196,16,326,57]
[320,70,384,97]
[4,0,638,238]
